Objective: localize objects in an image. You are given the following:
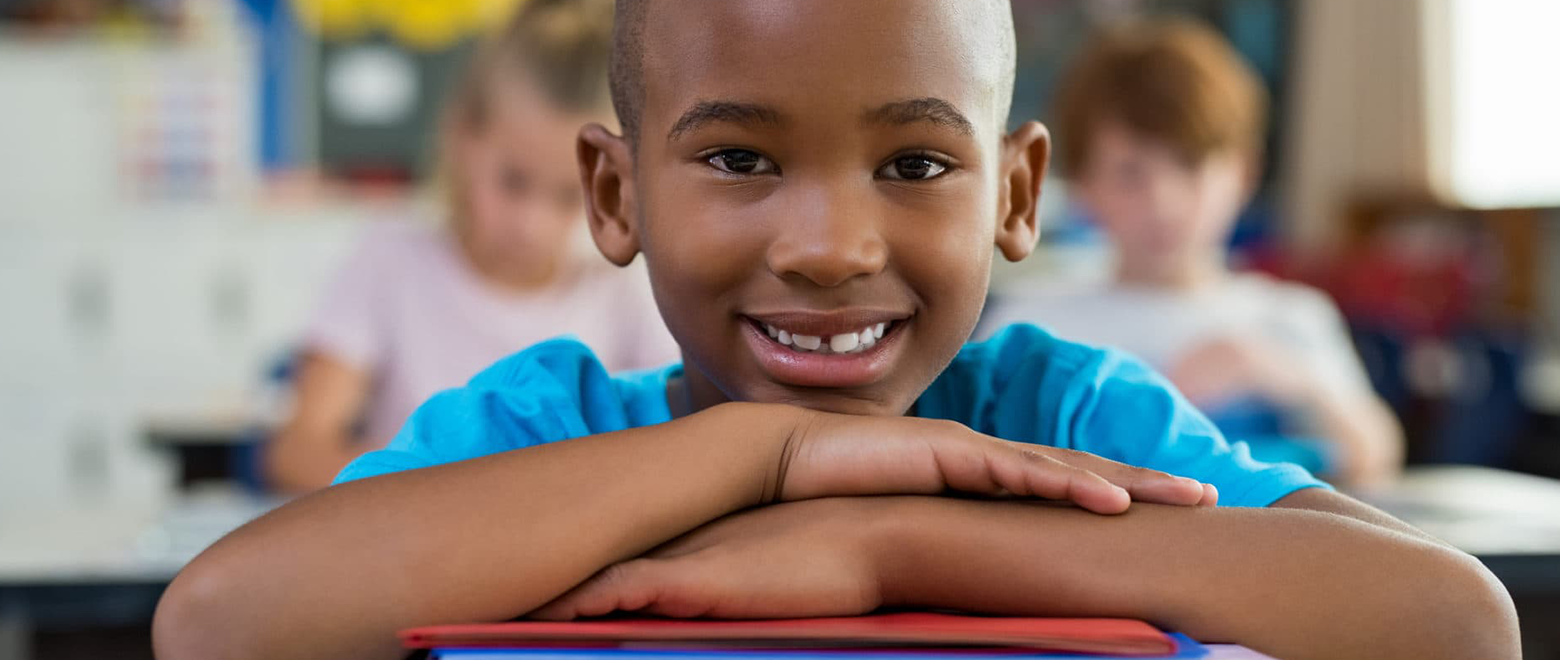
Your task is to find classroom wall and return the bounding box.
[1284,0,1560,257]
[0,34,365,509]
[1281,0,1431,257]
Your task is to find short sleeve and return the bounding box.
[924,324,1331,508]
[301,230,391,370]
[1062,350,1331,507]
[332,338,634,484]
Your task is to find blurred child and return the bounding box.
[263,0,678,492]
[982,19,1403,487]
[159,3,1514,660]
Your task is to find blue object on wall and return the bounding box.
[235,0,301,173]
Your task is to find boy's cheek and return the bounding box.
[897,221,992,295]
[641,220,762,314]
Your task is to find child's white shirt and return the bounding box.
[979,273,1374,397]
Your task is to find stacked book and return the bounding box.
[401,612,1209,659]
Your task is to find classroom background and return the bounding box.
[2,0,1559,658]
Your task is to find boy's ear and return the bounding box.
[994,120,1051,263]
[578,123,641,267]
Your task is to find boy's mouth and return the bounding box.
[739,311,911,388]
[756,320,892,355]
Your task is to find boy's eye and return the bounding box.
[879,155,949,181]
[706,149,778,175]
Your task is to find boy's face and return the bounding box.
[582,0,1047,416]
[1072,123,1251,276]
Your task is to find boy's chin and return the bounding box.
[756,387,912,417]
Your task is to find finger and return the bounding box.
[929,435,1130,513]
[1198,482,1219,507]
[529,560,662,621]
[980,444,1131,514]
[1041,447,1207,506]
[920,428,1202,511]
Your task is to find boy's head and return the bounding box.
[577,0,1049,416]
[442,0,615,284]
[1054,19,1267,280]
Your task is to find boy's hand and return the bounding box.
[1167,335,1305,408]
[530,498,890,621]
[776,410,1215,514]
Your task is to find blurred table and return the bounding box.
[1351,465,1560,598]
[143,416,267,490]
[0,489,284,658]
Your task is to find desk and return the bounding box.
[0,490,283,658]
[143,416,266,489]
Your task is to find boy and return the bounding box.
[153,3,1517,660]
[980,20,1402,487]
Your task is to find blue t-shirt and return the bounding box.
[335,324,1327,507]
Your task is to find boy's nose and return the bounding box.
[765,186,888,287]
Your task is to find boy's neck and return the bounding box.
[675,367,733,419]
[1112,255,1227,292]
[665,374,697,419]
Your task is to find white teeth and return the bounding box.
[760,320,895,354]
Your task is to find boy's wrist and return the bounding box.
[694,401,814,507]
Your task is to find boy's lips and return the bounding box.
[740,310,911,388]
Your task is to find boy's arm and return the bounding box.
[878,490,1516,660]
[156,402,789,660]
[542,490,1517,660]
[153,404,1206,660]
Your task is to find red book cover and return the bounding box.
[400,612,1177,657]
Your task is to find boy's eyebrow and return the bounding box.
[667,100,783,140]
[862,97,975,136]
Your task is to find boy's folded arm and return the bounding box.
[875,490,1519,660]
[153,401,1204,660]
[153,402,802,660]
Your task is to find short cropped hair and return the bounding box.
[1052,18,1267,176]
[609,0,1015,147]
[608,0,649,143]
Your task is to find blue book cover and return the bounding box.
[429,633,1209,660]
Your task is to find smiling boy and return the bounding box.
[152,2,1517,660]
